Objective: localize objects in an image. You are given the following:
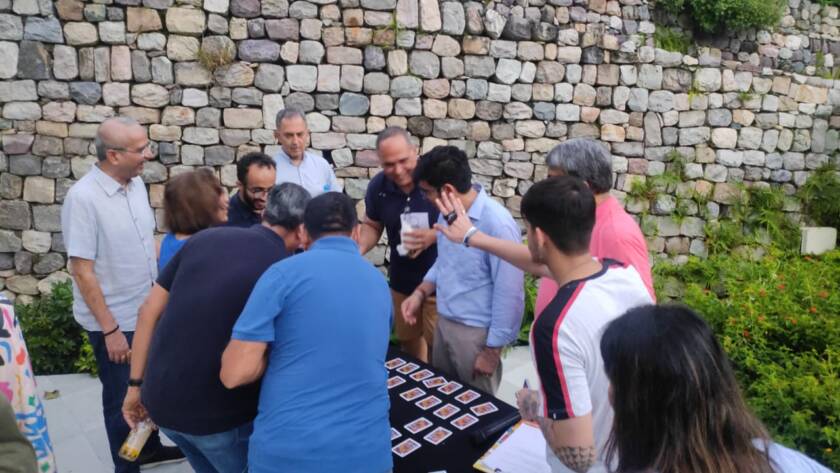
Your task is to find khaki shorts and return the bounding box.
[392,289,438,345]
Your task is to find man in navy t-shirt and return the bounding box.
[227,152,277,228]
[121,183,311,473]
[221,192,393,473]
[358,127,440,363]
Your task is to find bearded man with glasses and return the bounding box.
[228,152,277,228]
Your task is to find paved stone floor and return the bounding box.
[36,346,537,473]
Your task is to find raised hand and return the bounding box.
[433,191,473,243]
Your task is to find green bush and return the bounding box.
[798,164,840,229]
[654,26,692,54]
[655,250,840,470]
[518,274,538,344]
[656,0,785,32]
[15,282,97,376]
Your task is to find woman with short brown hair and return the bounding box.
[159,169,228,270]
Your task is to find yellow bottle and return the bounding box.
[118,420,153,461]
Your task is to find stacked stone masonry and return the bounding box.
[0,0,838,301]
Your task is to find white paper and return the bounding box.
[479,422,552,473]
[397,212,430,256]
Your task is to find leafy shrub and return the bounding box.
[655,250,840,470]
[15,282,97,376]
[655,0,785,32]
[518,274,538,344]
[654,26,692,53]
[798,164,840,229]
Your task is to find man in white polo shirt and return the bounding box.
[60,117,183,472]
[273,108,340,196]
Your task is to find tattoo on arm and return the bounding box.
[536,417,596,473]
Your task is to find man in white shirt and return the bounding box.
[273,108,340,196]
[61,117,184,472]
[435,176,652,472]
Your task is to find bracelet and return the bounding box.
[463,226,479,247]
[103,325,120,337]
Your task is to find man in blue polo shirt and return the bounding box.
[273,108,341,196]
[220,192,392,473]
[358,127,439,363]
[122,184,311,473]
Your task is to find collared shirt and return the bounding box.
[226,193,261,228]
[364,171,439,295]
[143,225,288,435]
[273,148,340,197]
[60,165,157,332]
[423,186,525,347]
[232,236,392,473]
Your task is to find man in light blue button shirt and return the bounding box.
[402,146,524,394]
[273,108,340,196]
[61,117,183,471]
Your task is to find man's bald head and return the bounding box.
[95,116,142,162]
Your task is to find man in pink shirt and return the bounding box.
[535,139,654,314]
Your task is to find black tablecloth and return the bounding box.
[387,346,519,473]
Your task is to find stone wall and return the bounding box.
[0,0,838,301]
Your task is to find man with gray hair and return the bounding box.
[61,117,184,471]
[273,108,340,196]
[536,138,653,313]
[122,183,311,473]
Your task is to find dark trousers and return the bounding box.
[88,331,163,473]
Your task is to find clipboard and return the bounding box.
[473,420,552,473]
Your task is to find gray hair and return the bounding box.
[262,182,311,230]
[275,108,307,128]
[545,138,613,194]
[376,126,413,150]
[94,116,141,161]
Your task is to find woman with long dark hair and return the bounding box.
[600,305,830,473]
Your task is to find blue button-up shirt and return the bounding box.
[274,148,340,197]
[423,186,525,347]
[60,165,157,332]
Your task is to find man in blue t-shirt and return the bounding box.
[122,183,311,473]
[221,192,393,473]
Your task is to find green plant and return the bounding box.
[738,90,756,103]
[654,249,840,470]
[518,274,538,343]
[15,282,96,376]
[653,26,691,54]
[656,0,785,32]
[798,164,840,228]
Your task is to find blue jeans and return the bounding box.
[88,331,163,473]
[159,423,252,473]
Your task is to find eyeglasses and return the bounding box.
[110,142,152,154]
[246,186,273,197]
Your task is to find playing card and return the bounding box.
[390,427,401,441]
[470,401,499,416]
[423,376,447,388]
[415,395,442,410]
[438,381,462,395]
[433,403,460,420]
[410,369,434,381]
[423,427,452,445]
[387,376,406,389]
[455,389,480,404]
[385,358,407,369]
[392,438,421,457]
[397,363,419,374]
[451,413,479,430]
[405,417,433,434]
[400,387,425,401]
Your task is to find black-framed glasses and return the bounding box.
[246,186,273,197]
[110,142,151,154]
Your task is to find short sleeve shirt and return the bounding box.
[60,165,157,332]
[530,260,652,473]
[273,149,340,196]
[141,225,288,435]
[232,236,393,473]
[364,172,439,295]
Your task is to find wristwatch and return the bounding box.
[463,226,479,247]
[127,378,143,387]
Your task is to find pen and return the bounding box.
[523,379,530,389]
